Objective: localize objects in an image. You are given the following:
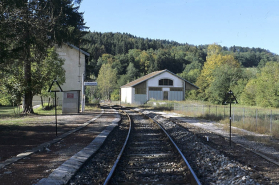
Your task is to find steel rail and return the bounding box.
[147,115,202,185]
[103,110,132,185]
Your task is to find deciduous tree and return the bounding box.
[0,0,86,113]
[195,44,240,102]
[97,63,117,100]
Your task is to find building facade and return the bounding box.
[121,69,199,104]
[33,43,90,113]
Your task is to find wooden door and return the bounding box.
[163,91,168,100]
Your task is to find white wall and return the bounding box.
[121,71,187,104]
[147,71,184,100]
[56,44,85,92]
[32,44,86,107]
[147,72,184,87]
[121,87,133,104]
[56,44,86,105]
[62,91,79,113]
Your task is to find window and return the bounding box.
[170,87,183,91]
[159,79,173,86]
[149,87,162,91]
[135,88,146,94]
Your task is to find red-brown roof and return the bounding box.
[121,70,165,87]
[121,69,199,89]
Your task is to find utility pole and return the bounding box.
[223,90,238,146]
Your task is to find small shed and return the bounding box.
[120,69,199,104]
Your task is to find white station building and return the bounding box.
[120,69,199,104]
[33,43,90,113]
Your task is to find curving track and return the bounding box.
[105,109,201,185]
[69,106,278,184]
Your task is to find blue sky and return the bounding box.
[79,0,279,54]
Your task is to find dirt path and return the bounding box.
[0,111,102,163]
[0,109,117,184]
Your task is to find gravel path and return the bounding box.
[151,110,279,163]
[138,109,279,184]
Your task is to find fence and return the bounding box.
[102,100,279,137]
[173,103,279,137]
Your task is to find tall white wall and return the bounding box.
[32,44,86,107]
[56,44,85,92]
[147,71,184,100]
[56,44,86,105]
[121,87,133,104]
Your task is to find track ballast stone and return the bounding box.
[140,110,263,185]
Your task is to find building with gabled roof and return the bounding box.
[120,69,199,104]
[33,43,90,113]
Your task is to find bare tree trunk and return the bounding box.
[22,5,34,114]
[41,96,44,108]
[48,97,50,107]
[22,14,34,114]
[22,44,34,114]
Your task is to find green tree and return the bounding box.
[111,89,120,101]
[126,62,139,82]
[37,48,65,107]
[240,79,257,106]
[195,44,240,102]
[0,0,86,113]
[97,63,117,100]
[206,64,244,104]
[242,62,279,107]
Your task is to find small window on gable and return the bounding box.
[159,79,173,86]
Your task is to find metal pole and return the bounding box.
[232,107,234,122]
[81,73,84,112]
[243,108,245,125]
[256,109,258,128]
[55,92,57,136]
[230,102,232,146]
[270,110,272,135]
[119,88,121,106]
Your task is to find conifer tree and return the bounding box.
[0,0,86,113]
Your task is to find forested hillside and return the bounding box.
[82,32,279,107]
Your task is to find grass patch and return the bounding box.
[0,105,61,125]
[271,124,279,138]
[0,106,22,118]
[200,113,224,122]
[85,104,100,111]
[34,105,62,115]
[147,100,174,111]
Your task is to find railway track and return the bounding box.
[70,106,277,184]
[105,109,201,185]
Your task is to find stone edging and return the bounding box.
[36,109,121,185]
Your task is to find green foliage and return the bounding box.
[126,62,139,82]
[241,62,279,107]
[111,89,120,101]
[0,0,86,112]
[81,34,279,109]
[81,32,207,78]
[194,44,242,103]
[97,63,117,99]
[34,47,65,96]
[206,64,244,104]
